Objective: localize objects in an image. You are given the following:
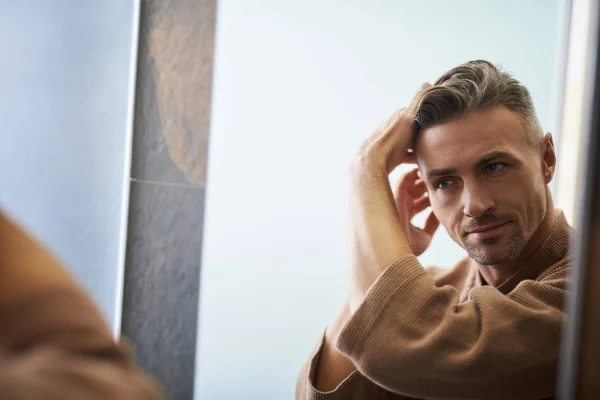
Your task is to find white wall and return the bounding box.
[195,1,567,398]
[0,2,139,334]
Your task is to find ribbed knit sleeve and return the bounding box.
[336,255,568,399]
[295,331,388,400]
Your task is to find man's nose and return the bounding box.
[462,183,496,218]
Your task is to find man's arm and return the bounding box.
[346,84,435,312]
[308,152,411,392]
[310,151,414,391]
[335,256,568,399]
[309,87,435,394]
[306,153,414,393]
[0,210,163,399]
[296,268,444,400]
[347,155,413,313]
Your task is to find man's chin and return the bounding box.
[468,251,512,266]
[465,241,524,266]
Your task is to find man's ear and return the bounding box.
[541,133,556,184]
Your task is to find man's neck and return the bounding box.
[478,193,557,287]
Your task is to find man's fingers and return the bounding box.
[360,108,406,153]
[396,168,420,191]
[384,108,411,136]
[395,169,428,202]
[376,83,432,171]
[408,179,427,198]
[384,82,431,148]
[423,211,440,236]
[413,82,432,103]
[411,194,431,216]
[416,82,432,95]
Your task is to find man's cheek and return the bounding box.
[431,202,461,237]
[429,197,450,221]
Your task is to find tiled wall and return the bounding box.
[121,1,216,398]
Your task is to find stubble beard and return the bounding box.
[465,232,527,266]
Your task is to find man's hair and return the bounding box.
[409,60,543,147]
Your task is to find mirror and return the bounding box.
[194,1,571,398]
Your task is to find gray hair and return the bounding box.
[410,60,542,147]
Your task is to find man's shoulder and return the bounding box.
[536,253,572,282]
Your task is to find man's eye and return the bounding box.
[484,163,507,174]
[435,179,454,189]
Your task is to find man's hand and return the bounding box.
[393,168,440,256]
[354,83,431,174]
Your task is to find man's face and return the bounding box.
[415,105,555,265]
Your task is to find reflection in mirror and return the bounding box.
[194,1,570,399]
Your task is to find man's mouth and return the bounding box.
[466,221,510,240]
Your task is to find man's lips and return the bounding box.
[466,221,510,240]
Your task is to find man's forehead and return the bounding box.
[414,106,530,173]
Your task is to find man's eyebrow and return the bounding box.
[426,151,514,180]
[427,168,458,180]
[474,151,512,168]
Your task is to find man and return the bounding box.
[296,60,570,399]
[0,209,163,399]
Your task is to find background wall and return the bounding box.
[0,1,139,334]
[195,1,569,399]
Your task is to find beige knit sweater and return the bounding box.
[296,212,571,400]
[0,210,163,399]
